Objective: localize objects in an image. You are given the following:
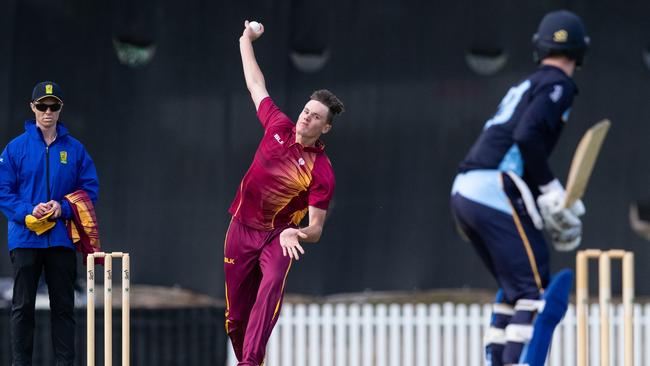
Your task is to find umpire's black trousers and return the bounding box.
[10,247,77,366]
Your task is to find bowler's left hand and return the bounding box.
[279,228,307,260]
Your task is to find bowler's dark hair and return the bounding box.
[310,89,344,123]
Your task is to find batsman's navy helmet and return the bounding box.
[532,10,590,66]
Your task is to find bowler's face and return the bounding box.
[296,100,331,139]
[31,97,62,129]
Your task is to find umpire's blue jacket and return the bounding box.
[0,120,99,251]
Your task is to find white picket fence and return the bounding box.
[227,302,650,366]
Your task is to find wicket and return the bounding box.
[87,252,130,366]
[576,249,634,366]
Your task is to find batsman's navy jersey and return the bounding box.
[453,65,576,215]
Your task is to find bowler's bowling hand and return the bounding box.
[279,228,307,260]
[242,20,264,42]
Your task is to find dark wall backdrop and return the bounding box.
[1,0,649,298]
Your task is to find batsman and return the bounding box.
[451,10,590,365]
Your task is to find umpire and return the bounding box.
[0,81,99,366]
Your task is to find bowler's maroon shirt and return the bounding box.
[228,97,335,231]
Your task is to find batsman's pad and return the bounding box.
[485,289,512,366]
[521,269,573,366]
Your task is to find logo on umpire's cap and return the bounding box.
[32,81,64,102]
[553,29,568,42]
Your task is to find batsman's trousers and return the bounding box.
[224,218,292,366]
[451,172,550,303]
[451,172,551,365]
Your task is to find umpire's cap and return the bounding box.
[532,10,590,66]
[32,81,64,103]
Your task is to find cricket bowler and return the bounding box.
[223,20,344,366]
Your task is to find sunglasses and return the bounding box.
[34,103,62,112]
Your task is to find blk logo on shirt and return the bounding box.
[274,134,285,145]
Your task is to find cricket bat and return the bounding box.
[563,119,611,208]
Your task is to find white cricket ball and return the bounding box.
[249,21,261,32]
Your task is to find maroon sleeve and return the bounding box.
[257,97,293,130]
[308,155,335,210]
